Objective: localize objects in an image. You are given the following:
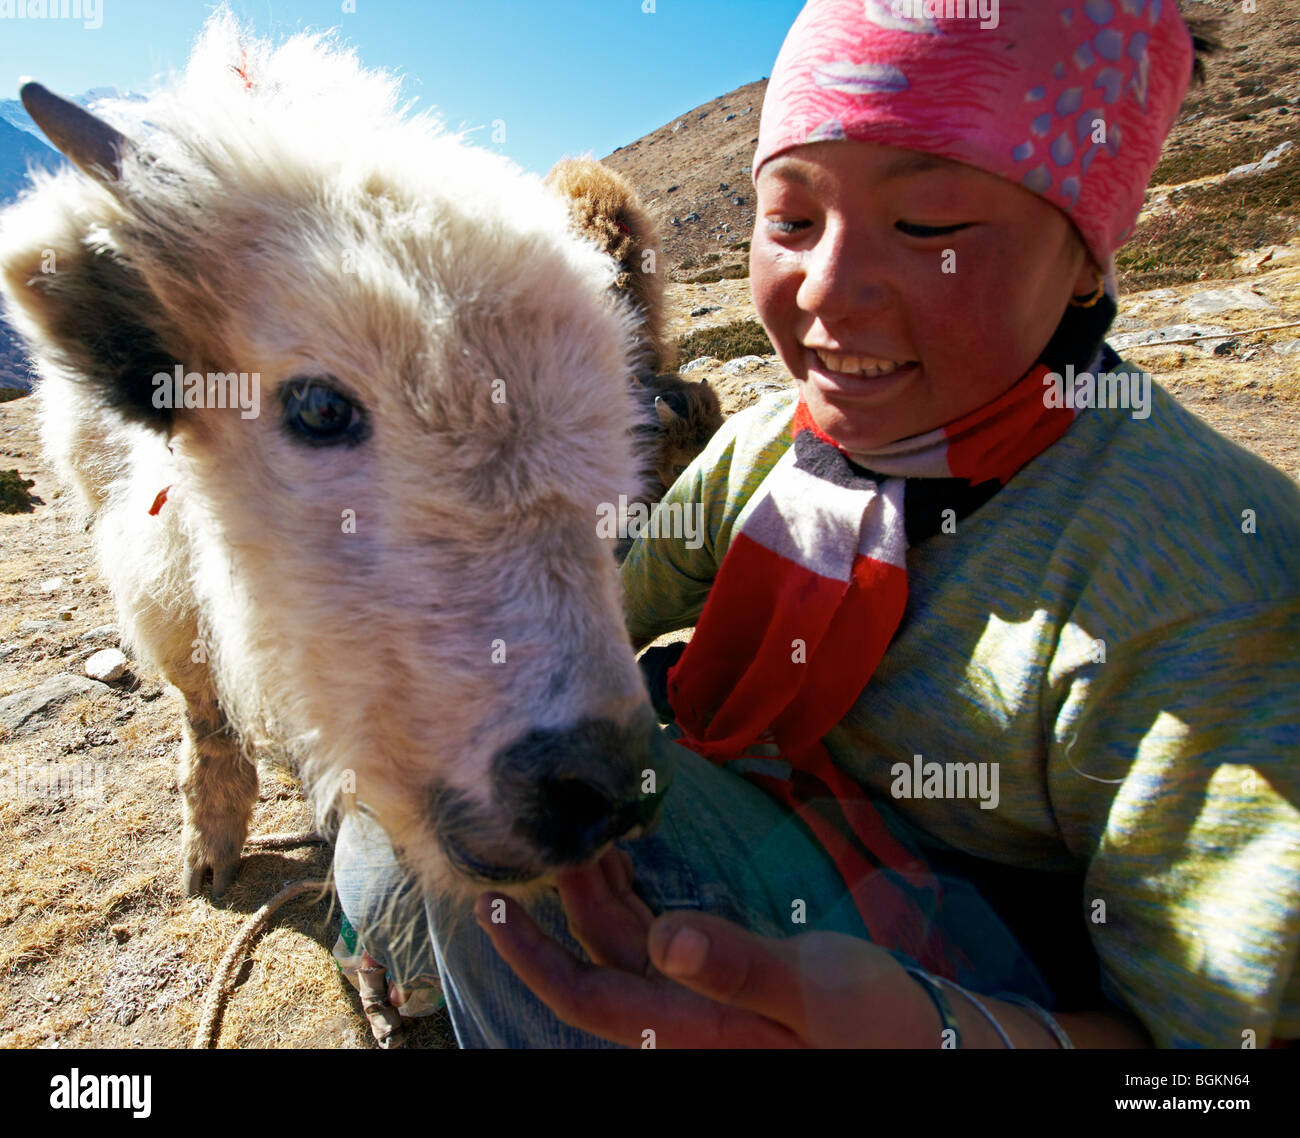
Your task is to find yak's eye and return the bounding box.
[281,379,365,445]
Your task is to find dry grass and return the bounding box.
[676,318,774,364]
[1120,149,1300,287]
[676,262,750,284]
[1150,126,1296,187]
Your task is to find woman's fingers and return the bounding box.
[552,850,656,974]
[647,911,816,1037]
[475,891,803,1048]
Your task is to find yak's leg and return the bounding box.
[177,690,258,903]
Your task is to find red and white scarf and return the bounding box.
[665,359,1092,978]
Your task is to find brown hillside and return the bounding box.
[602,77,766,277]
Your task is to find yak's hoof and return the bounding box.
[182,852,241,905]
[211,859,239,904]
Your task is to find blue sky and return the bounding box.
[0,0,804,175]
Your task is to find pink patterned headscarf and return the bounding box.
[753,0,1194,279]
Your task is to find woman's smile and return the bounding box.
[802,345,919,405]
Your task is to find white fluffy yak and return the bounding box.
[0,11,671,904]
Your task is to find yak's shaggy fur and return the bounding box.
[0,11,669,906]
[545,157,723,507]
[544,157,673,376]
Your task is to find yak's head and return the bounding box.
[0,12,673,899]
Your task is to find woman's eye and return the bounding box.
[768,218,811,235]
[897,221,970,238]
[281,379,365,445]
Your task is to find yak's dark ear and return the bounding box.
[2,83,175,430]
[20,81,129,182]
[23,243,178,430]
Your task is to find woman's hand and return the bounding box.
[474,847,950,1048]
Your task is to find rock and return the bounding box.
[1137,289,1179,304]
[0,644,14,661]
[1109,323,1233,352]
[683,212,701,223]
[719,182,730,191]
[80,624,120,643]
[725,113,736,121]
[85,648,128,683]
[1224,140,1294,181]
[57,611,74,621]
[680,357,720,375]
[1183,288,1273,318]
[670,216,681,228]
[39,576,64,593]
[18,619,53,634]
[720,355,771,376]
[1236,245,1300,274]
[690,305,722,317]
[743,381,789,399]
[1271,339,1300,357]
[730,195,746,206]
[1212,339,1239,357]
[0,674,112,735]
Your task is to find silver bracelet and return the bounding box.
[933,976,1015,1049]
[902,966,963,1049]
[997,992,1075,1049]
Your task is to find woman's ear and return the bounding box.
[1069,239,1103,299]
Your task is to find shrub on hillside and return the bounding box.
[676,319,773,363]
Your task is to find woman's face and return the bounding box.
[751,141,1098,452]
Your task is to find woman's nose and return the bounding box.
[797,223,889,323]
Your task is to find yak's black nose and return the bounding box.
[492,715,671,864]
